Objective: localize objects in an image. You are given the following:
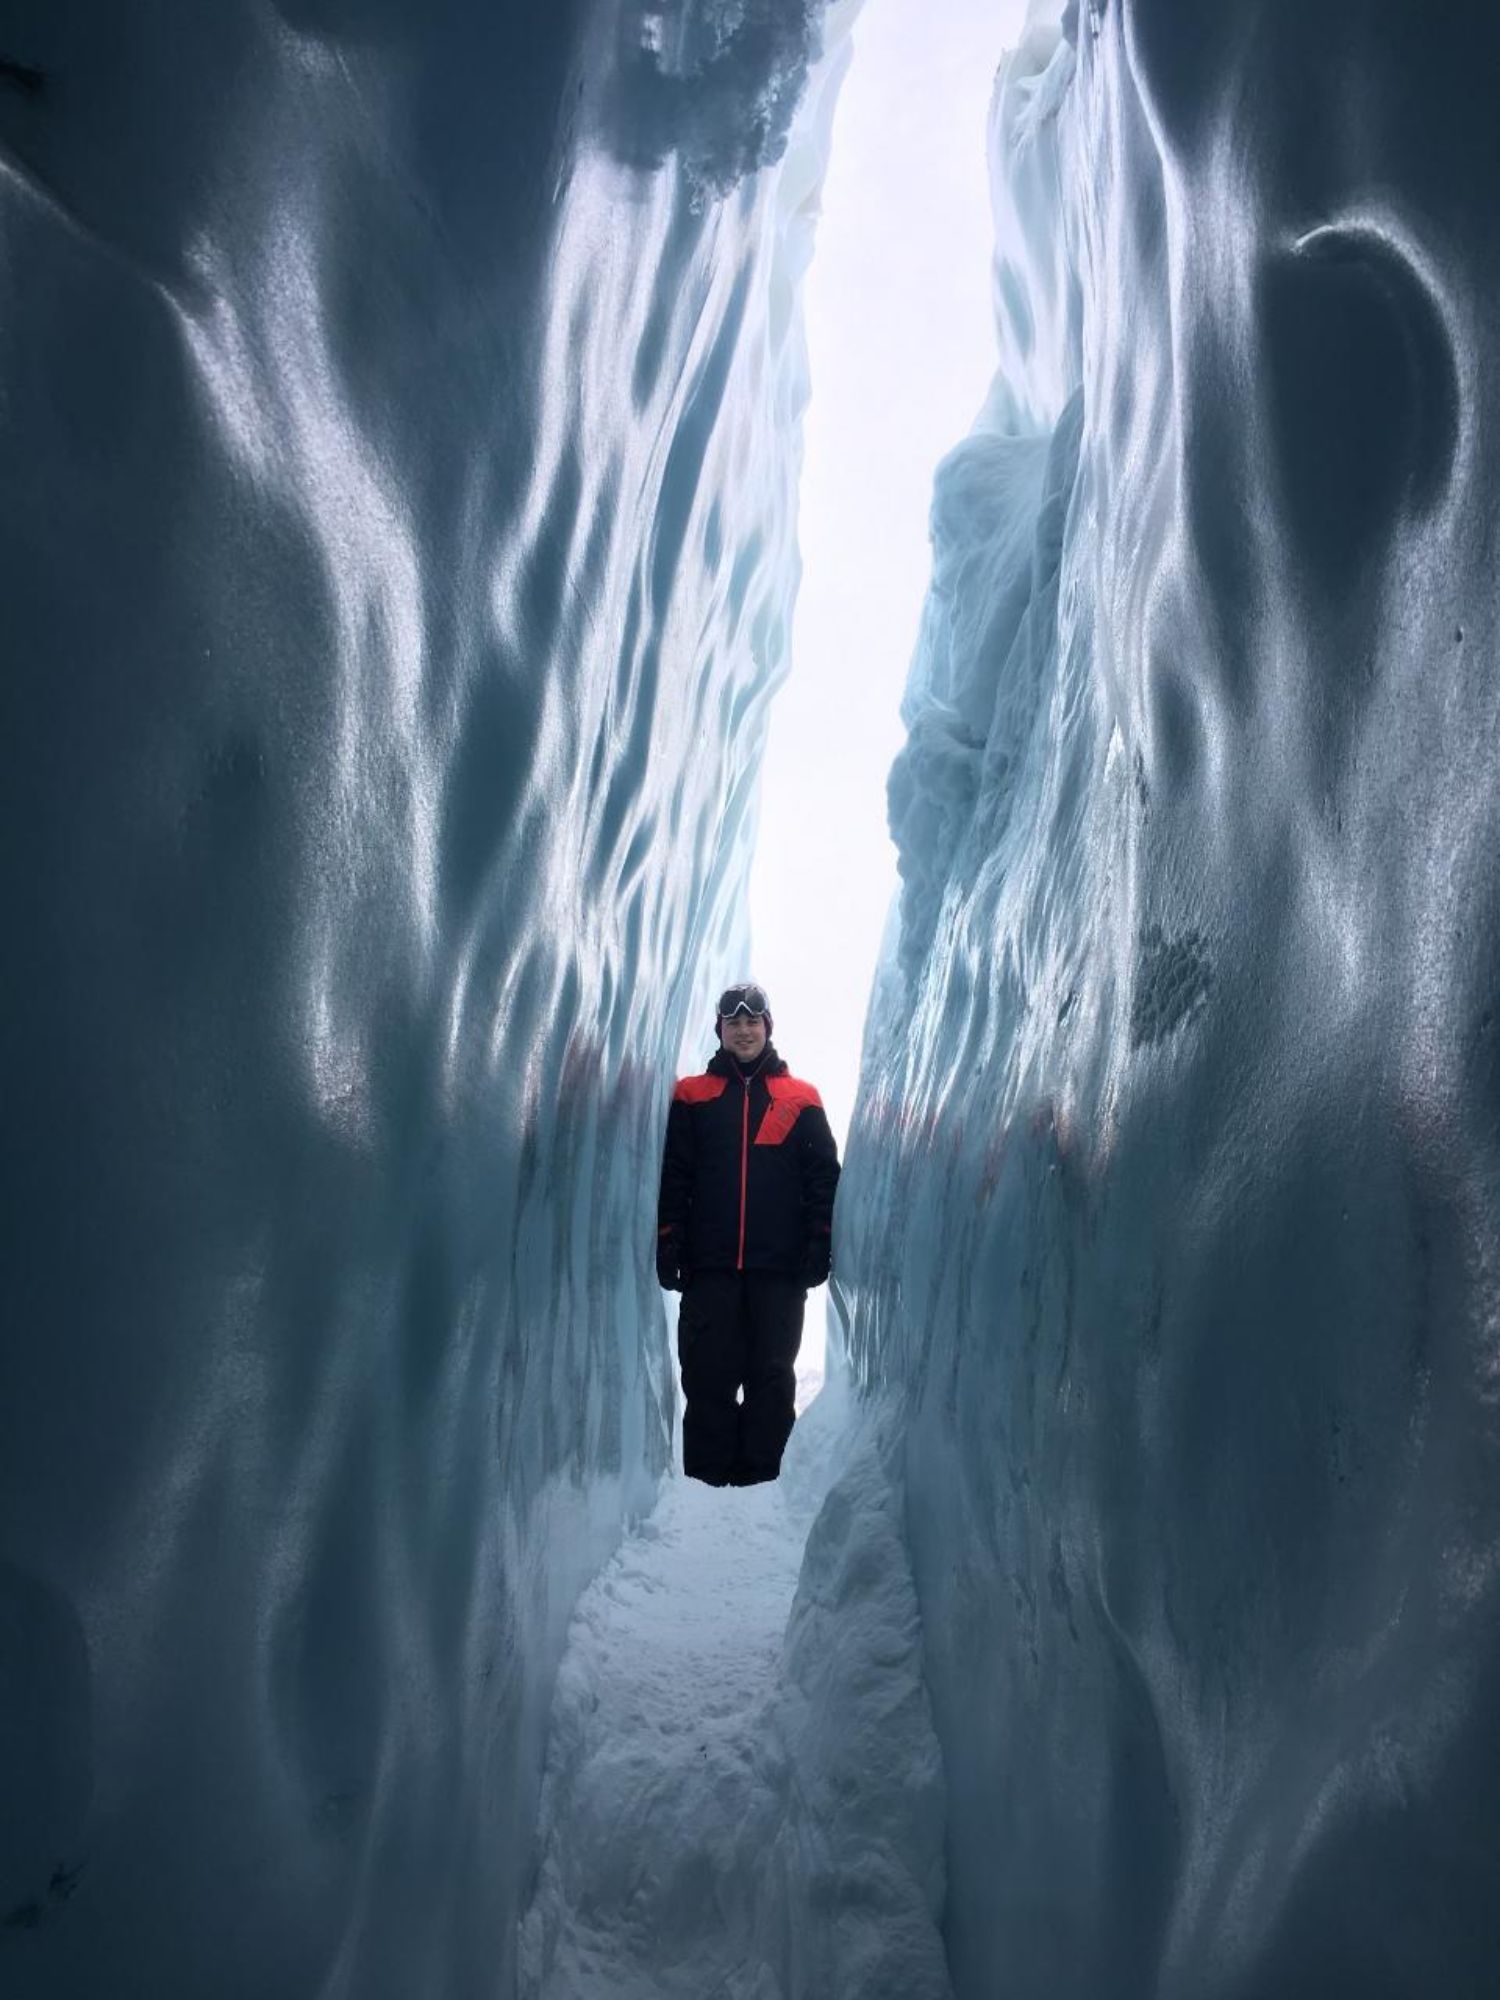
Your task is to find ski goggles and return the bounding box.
[717,983,769,1019]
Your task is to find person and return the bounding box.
[656,982,841,1487]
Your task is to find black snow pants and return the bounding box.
[677,1270,806,1487]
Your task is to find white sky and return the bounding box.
[749,0,1027,1162]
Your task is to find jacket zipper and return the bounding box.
[736,1077,749,1270]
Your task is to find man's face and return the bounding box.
[721,1011,768,1060]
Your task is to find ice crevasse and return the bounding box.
[3,3,1500,2000]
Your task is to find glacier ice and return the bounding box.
[6,0,1500,1994]
[842,3,1500,1995]
[0,0,844,1991]
[606,0,831,204]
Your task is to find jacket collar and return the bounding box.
[708,1043,786,1080]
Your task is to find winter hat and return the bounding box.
[715,981,772,1042]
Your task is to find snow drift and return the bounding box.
[518,1375,950,2000]
[843,4,1500,1995]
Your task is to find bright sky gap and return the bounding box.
[749,0,1029,1377]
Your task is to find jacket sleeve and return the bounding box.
[797,1102,841,1246]
[657,1091,695,1247]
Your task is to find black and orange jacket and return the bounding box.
[657,1046,840,1276]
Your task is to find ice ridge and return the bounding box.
[842,4,1500,1995]
[0,2,846,1993]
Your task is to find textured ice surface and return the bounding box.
[0,2,841,1992]
[11,0,1500,1992]
[842,3,1500,1995]
[606,0,830,204]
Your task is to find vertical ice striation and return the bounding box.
[0,2,844,1992]
[841,2,1500,1994]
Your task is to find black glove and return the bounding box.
[656,1233,686,1292]
[801,1236,831,1288]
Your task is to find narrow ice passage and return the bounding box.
[518,1376,955,2000]
[518,1476,803,1997]
[12,0,1500,1992]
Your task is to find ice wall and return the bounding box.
[0,3,844,1992]
[841,3,1500,1994]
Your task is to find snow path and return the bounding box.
[518,1382,955,1999]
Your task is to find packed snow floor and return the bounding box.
[517,1376,955,2000]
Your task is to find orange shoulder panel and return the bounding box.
[674,1075,727,1104]
[754,1074,824,1147]
[766,1075,823,1110]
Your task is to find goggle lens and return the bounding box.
[718,985,768,1019]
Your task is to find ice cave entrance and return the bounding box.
[749,0,1019,1387]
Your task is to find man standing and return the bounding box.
[656,982,841,1486]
